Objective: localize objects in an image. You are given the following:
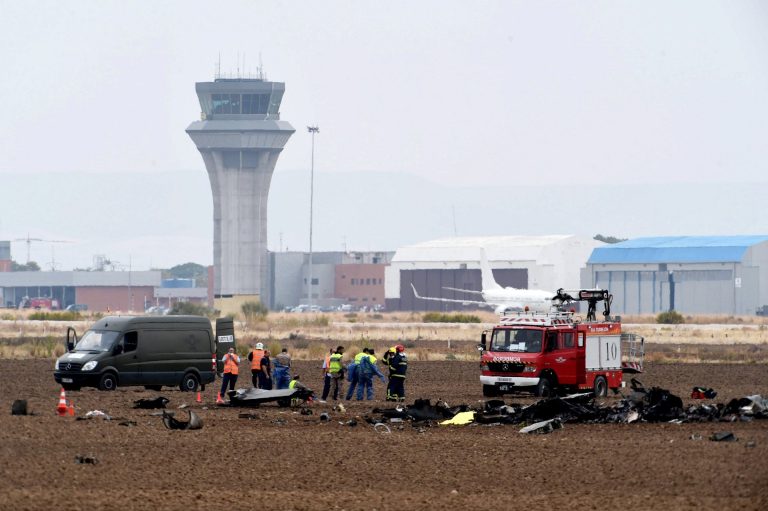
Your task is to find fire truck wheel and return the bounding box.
[482,385,498,397]
[536,377,553,397]
[593,376,608,397]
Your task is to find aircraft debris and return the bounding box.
[134,397,169,409]
[11,400,28,416]
[162,410,203,430]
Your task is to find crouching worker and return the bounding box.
[218,348,240,403]
[289,375,313,406]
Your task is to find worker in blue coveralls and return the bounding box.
[357,348,385,400]
[273,348,292,390]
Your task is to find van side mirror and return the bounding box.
[478,332,487,352]
[66,326,78,352]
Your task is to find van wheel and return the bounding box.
[98,372,118,391]
[180,373,199,392]
[593,376,608,397]
[536,376,553,398]
[482,384,498,397]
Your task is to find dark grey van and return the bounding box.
[54,316,220,392]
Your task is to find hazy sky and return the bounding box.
[1,1,767,270]
[1,1,766,186]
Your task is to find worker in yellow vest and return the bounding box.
[248,342,265,388]
[327,346,346,401]
[218,347,240,403]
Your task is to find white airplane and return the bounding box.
[410,249,556,314]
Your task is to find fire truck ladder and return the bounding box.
[621,333,644,373]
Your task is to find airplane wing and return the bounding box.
[442,286,484,296]
[410,284,493,309]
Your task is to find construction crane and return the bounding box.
[12,234,71,264]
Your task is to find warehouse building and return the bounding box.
[0,270,161,312]
[386,235,603,311]
[582,236,768,315]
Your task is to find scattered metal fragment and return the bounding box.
[74,455,98,464]
[11,400,27,416]
[319,413,330,422]
[691,387,717,399]
[162,410,203,430]
[118,420,137,427]
[374,423,391,434]
[134,397,169,409]
[710,431,737,442]
[519,418,563,434]
[300,408,313,415]
[84,410,111,420]
[238,412,258,420]
[690,434,703,440]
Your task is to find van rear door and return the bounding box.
[215,318,236,374]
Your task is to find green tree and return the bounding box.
[11,260,41,271]
[593,234,628,244]
[656,310,685,324]
[161,262,208,287]
[168,301,213,318]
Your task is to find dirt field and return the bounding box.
[1,359,767,510]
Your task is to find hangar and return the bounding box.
[582,236,768,315]
[386,235,602,311]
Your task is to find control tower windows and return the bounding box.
[212,94,241,114]
[242,94,271,114]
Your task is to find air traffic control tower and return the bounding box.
[186,76,294,313]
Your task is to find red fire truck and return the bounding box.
[478,290,644,397]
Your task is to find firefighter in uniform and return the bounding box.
[248,342,265,388]
[386,344,407,402]
[218,347,240,402]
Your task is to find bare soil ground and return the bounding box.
[1,359,767,511]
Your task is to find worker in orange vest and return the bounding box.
[218,347,240,402]
[319,347,334,403]
[248,342,265,388]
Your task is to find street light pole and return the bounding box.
[307,125,319,308]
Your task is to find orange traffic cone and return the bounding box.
[56,388,68,416]
[196,391,202,403]
[216,394,224,404]
[68,403,75,416]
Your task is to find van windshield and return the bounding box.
[490,328,543,353]
[74,330,120,352]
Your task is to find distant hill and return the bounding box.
[2,170,767,270]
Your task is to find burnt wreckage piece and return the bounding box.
[370,383,768,427]
[162,410,203,430]
[134,397,170,409]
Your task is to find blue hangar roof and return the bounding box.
[588,236,768,264]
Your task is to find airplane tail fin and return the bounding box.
[479,248,503,291]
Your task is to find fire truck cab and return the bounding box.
[478,290,644,397]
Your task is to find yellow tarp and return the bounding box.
[439,411,475,426]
